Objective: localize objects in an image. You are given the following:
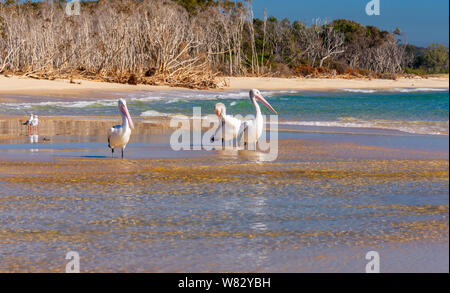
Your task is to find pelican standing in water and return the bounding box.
[237,89,277,149]
[210,102,241,147]
[108,99,134,158]
[23,114,34,134]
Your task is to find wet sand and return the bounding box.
[0,116,448,272]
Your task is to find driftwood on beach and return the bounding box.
[0,0,234,89]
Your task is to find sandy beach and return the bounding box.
[0,75,448,101]
[226,76,449,91]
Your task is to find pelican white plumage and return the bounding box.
[237,89,277,148]
[108,99,134,158]
[210,103,242,146]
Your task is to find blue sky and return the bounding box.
[248,0,449,47]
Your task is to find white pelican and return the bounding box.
[23,114,34,134]
[107,99,134,158]
[237,89,277,148]
[210,103,242,147]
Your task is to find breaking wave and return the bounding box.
[279,117,449,135]
[342,88,448,93]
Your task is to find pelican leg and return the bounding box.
[121,148,124,159]
[111,148,114,158]
[221,120,225,149]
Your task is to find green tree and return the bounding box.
[418,44,449,74]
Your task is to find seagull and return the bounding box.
[237,89,277,149]
[23,114,34,134]
[30,115,39,135]
[107,99,134,158]
[210,103,242,147]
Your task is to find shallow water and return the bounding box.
[0,123,448,272]
[0,88,449,272]
[0,123,448,160]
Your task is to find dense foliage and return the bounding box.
[405,43,449,74]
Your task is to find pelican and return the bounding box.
[23,114,34,134]
[210,103,242,147]
[107,99,134,158]
[237,89,277,148]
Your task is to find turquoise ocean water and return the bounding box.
[1,88,448,135]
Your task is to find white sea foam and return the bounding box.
[279,118,449,135]
[165,98,185,104]
[63,100,117,108]
[130,96,165,102]
[1,89,297,113]
[128,89,298,102]
[342,88,448,93]
[387,88,449,93]
[342,89,378,93]
[140,110,168,117]
[1,99,118,110]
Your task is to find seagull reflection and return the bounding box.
[29,134,38,144]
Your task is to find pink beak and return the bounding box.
[256,94,277,114]
[121,104,134,129]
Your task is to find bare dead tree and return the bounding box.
[318,25,345,68]
[244,0,258,75]
[0,0,227,88]
[0,0,410,86]
[260,8,267,73]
